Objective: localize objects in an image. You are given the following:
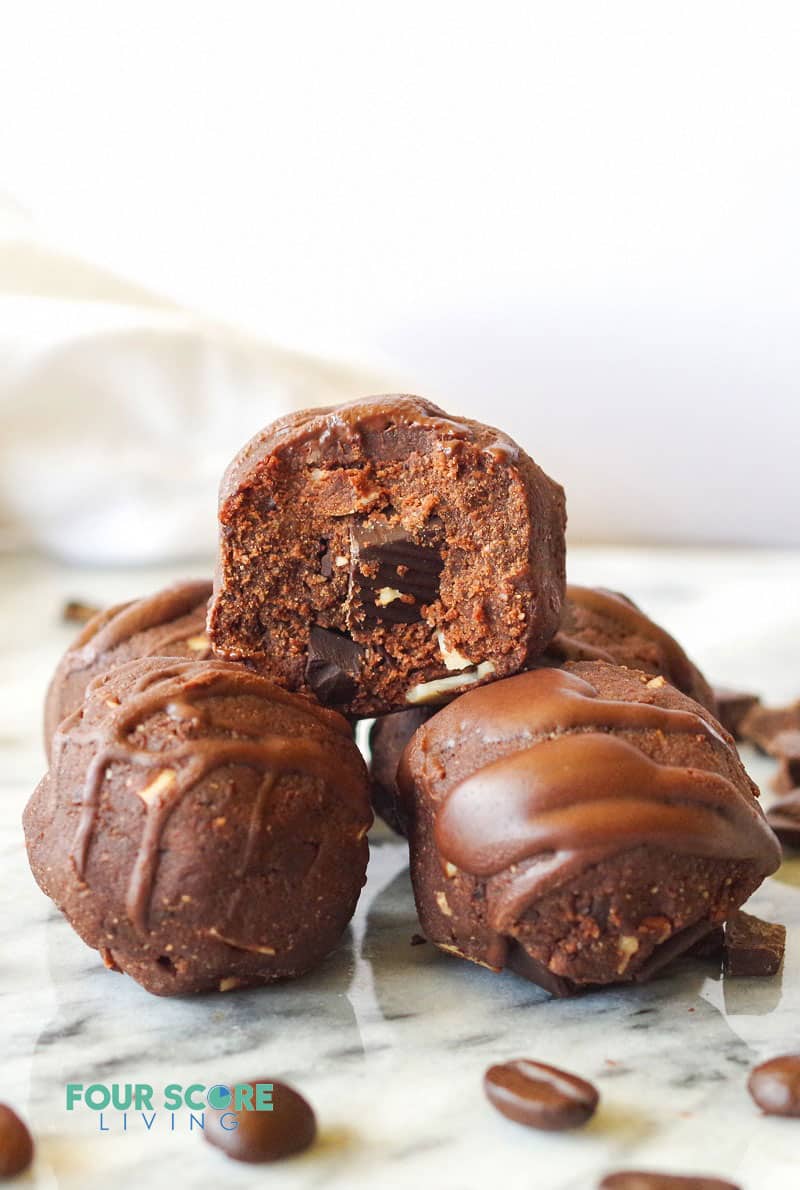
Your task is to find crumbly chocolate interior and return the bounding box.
[209,397,565,718]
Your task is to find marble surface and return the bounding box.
[3,547,800,1190]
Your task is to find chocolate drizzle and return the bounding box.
[63,659,361,932]
[408,667,779,919]
[64,580,212,676]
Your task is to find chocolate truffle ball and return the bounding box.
[208,396,566,718]
[398,661,780,994]
[25,656,371,995]
[546,585,715,711]
[369,709,430,834]
[44,580,212,757]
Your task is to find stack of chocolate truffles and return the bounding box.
[24,396,782,997]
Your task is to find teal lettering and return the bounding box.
[86,1085,110,1111]
[185,1084,205,1111]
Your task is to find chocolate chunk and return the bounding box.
[204,1080,316,1163]
[723,910,785,977]
[748,1054,800,1117]
[599,1174,740,1189]
[483,1059,598,1131]
[0,1104,34,1179]
[410,933,427,946]
[712,686,761,740]
[349,522,444,626]
[740,698,800,753]
[767,788,800,848]
[770,730,800,794]
[305,626,363,705]
[506,942,580,998]
[686,926,725,961]
[61,598,101,625]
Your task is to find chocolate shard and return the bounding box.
[723,910,786,977]
[766,788,800,849]
[506,941,580,998]
[770,730,800,794]
[686,925,725,961]
[632,917,718,983]
[712,686,761,741]
[305,626,364,706]
[348,521,444,627]
[740,698,800,753]
[61,599,101,625]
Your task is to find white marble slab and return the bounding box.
[2,548,800,1190]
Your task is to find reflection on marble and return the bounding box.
[3,550,800,1189]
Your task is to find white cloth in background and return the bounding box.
[0,207,391,563]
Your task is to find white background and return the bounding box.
[1,2,799,551]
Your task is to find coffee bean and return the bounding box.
[204,1080,316,1164]
[599,1173,739,1189]
[0,1104,34,1179]
[748,1054,800,1117]
[483,1059,598,1131]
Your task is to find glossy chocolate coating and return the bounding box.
[548,585,715,710]
[483,1059,598,1131]
[26,657,371,995]
[369,583,716,832]
[205,1080,316,1163]
[399,661,780,990]
[44,580,212,756]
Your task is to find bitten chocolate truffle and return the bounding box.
[398,661,780,993]
[44,580,213,757]
[547,586,715,711]
[208,396,566,718]
[25,657,371,995]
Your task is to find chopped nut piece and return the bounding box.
[137,769,177,805]
[376,587,404,606]
[435,891,453,917]
[616,934,640,973]
[646,675,667,689]
[437,631,473,672]
[406,661,496,705]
